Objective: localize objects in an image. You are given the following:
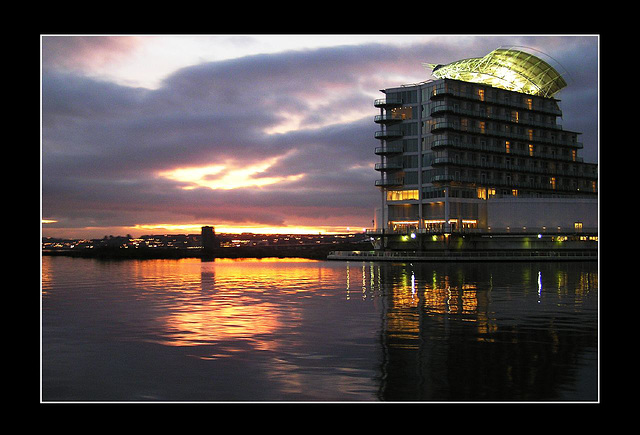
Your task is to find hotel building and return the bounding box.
[372,47,597,250]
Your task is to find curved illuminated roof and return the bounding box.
[425,47,567,97]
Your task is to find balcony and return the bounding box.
[374,162,403,171]
[375,144,403,155]
[374,114,403,124]
[430,84,563,116]
[431,156,596,179]
[375,178,403,187]
[430,101,563,130]
[430,174,597,194]
[374,98,402,108]
[430,136,585,163]
[375,130,403,140]
[430,121,457,133]
[429,121,583,148]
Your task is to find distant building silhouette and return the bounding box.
[201,226,219,251]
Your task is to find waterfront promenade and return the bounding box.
[327,249,597,262]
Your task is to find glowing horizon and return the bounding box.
[133,223,365,235]
[42,220,368,239]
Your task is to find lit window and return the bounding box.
[529,144,534,156]
[478,89,485,101]
[574,222,583,230]
[512,189,518,196]
[461,219,477,229]
[526,98,532,110]
[505,141,510,154]
[550,177,556,189]
[387,190,419,201]
[391,107,413,120]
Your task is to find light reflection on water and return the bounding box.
[41,256,598,402]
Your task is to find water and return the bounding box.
[41,256,598,402]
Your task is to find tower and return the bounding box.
[201,226,218,251]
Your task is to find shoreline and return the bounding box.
[42,243,373,261]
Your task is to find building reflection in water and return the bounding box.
[346,261,598,401]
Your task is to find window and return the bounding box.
[550,177,556,189]
[526,98,532,110]
[404,171,418,185]
[574,222,583,231]
[477,187,495,200]
[391,106,413,120]
[403,155,418,168]
[529,144,534,156]
[477,188,486,200]
[505,141,511,154]
[478,88,485,101]
[387,190,419,201]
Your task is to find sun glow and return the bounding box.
[158,156,304,190]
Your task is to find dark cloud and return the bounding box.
[41,36,598,236]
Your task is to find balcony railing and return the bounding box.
[374,114,403,124]
[430,137,586,163]
[430,101,563,130]
[429,121,582,149]
[430,85,563,116]
[374,98,403,108]
[431,157,597,179]
[375,144,403,155]
[375,178,403,187]
[375,130,403,140]
[374,162,403,171]
[430,174,597,194]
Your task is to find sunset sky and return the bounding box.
[41,34,599,238]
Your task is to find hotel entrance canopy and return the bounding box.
[425,47,568,98]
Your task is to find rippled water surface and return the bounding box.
[41,256,598,402]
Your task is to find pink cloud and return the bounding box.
[42,35,144,72]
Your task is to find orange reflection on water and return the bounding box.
[128,258,339,355]
[162,300,283,349]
